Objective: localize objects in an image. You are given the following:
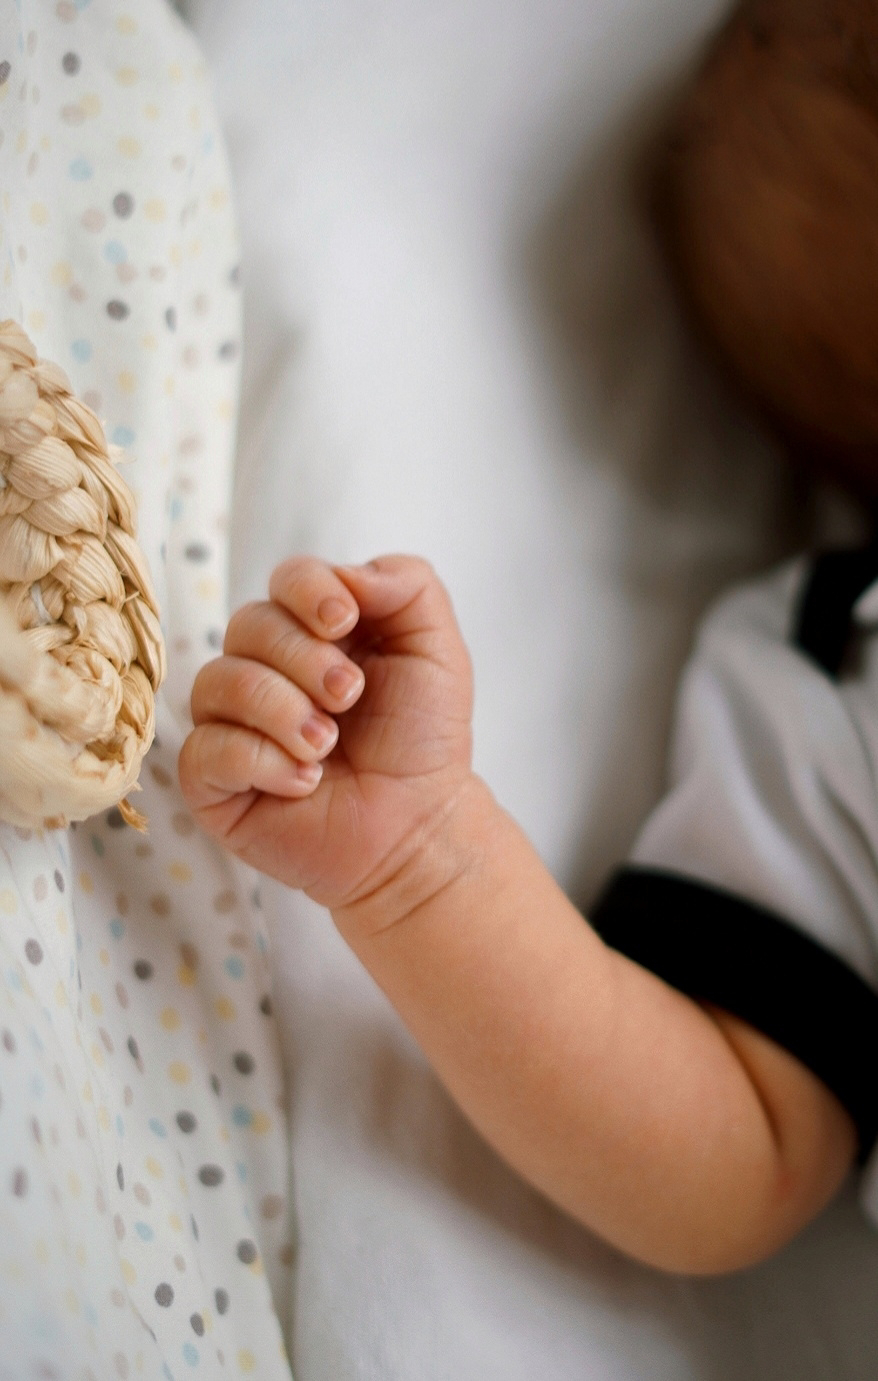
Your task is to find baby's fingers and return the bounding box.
[179,722,322,815]
[191,655,339,763]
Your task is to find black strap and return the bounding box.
[793,540,878,677]
[592,867,878,1161]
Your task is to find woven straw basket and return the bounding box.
[0,320,166,831]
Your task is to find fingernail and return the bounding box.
[298,760,323,786]
[323,663,364,702]
[301,714,338,752]
[317,597,355,633]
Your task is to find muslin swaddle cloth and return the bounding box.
[0,3,294,1376]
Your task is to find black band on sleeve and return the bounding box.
[591,867,878,1162]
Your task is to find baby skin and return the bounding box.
[178,554,857,1275]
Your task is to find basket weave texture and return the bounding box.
[0,320,166,830]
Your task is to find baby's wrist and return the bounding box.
[331,772,501,946]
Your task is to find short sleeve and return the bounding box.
[592,557,878,1168]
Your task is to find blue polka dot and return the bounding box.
[135,1221,154,1241]
[103,240,127,265]
[236,1161,248,1184]
[116,1114,125,1137]
[149,1118,167,1138]
[182,1342,199,1366]
[90,834,104,857]
[169,496,183,522]
[29,1075,44,1098]
[7,968,23,992]
[74,0,92,10]
[112,425,135,447]
[224,956,244,980]
[69,157,93,181]
[109,919,125,939]
[29,1028,44,1053]
[71,339,92,363]
[231,1105,252,1127]
[163,1367,174,1381]
[84,1303,98,1327]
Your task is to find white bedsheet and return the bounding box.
[187,1,878,1375]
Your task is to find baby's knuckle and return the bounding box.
[224,600,264,647]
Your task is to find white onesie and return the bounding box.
[0,3,294,1377]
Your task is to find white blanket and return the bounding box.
[188,1,878,1375]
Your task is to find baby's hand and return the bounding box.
[178,555,475,913]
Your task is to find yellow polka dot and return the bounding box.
[189,105,202,132]
[29,202,48,226]
[79,872,94,894]
[196,577,218,601]
[82,1081,93,1103]
[215,996,236,1022]
[90,1043,105,1068]
[0,890,17,915]
[115,67,139,86]
[75,1243,87,1266]
[178,963,196,988]
[39,135,51,152]
[188,238,203,259]
[145,1157,164,1179]
[27,309,45,332]
[250,1112,272,1136]
[121,1259,136,1284]
[217,398,233,421]
[98,1106,111,1131]
[164,376,175,396]
[3,265,11,287]
[118,371,137,394]
[64,1288,79,1313]
[160,1007,180,1032]
[118,136,141,158]
[168,1212,182,1232]
[168,62,184,82]
[90,993,103,1015]
[169,861,191,883]
[56,906,68,934]
[81,92,101,117]
[16,130,26,153]
[169,244,183,267]
[55,981,67,1008]
[141,333,158,350]
[237,1353,256,1374]
[67,1171,82,1197]
[2,192,10,212]
[209,186,229,211]
[144,102,159,121]
[168,1061,191,1085]
[220,1126,230,1144]
[116,14,138,35]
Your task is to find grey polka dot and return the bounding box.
[229,264,241,287]
[113,191,134,218]
[191,1215,199,1241]
[133,960,153,981]
[127,1037,140,1064]
[107,300,130,321]
[116,1163,124,1191]
[233,1052,255,1076]
[11,1167,27,1196]
[2,1030,15,1053]
[106,808,126,829]
[0,62,10,86]
[198,1165,224,1187]
[61,52,80,75]
[184,542,210,563]
[155,1282,174,1307]
[236,1239,257,1265]
[190,1313,205,1336]
[133,1183,151,1206]
[165,306,177,331]
[53,870,64,892]
[24,939,43,965]
[176,1111,197,1134]
[210,1075,221,1097]
[214,1288,229,1315]
[206,628,223,650]
[259,994,272,1017]
[218,340,238,361]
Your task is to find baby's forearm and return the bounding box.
[333,776,855,1275]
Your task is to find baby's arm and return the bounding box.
[178,555,857,1274]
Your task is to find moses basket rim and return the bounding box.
[0,319,166,831]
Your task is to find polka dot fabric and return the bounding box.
[0,3,293,1376]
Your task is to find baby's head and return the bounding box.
[653,0,878,498]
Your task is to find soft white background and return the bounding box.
[186,2,878,1376]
